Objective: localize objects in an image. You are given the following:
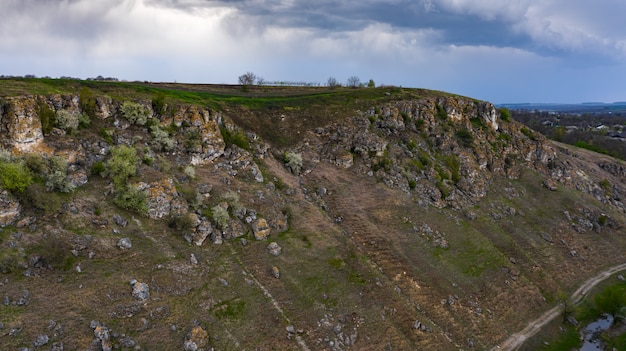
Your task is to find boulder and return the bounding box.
[184,325,209,351]
[252,218,271,240]
[0,191,21,227]
[2,96,44,151]
[130,279,150,301]
[117,238,132,250]
[139,178,189,219]
[267,242,282,256]
[113,214,128,227]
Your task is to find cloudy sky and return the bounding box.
[1,0,625,103]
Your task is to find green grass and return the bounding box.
[539,325,580,351]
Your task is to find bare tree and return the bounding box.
[327,77,340,88]
[346,76,361,88]
[238,72,257,85]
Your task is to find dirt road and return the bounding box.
[491,262,626,351]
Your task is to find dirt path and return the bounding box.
[492,262,626,351]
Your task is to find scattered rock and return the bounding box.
[113,214,128,227]
[252,218,271,240]
[0,190,21,227]
[15,216,36,228]
[91,322,112,351]
[543,178,558,191]
[267,242,282,256]
[117,238,132,250]
[184,325,209,351]
[32,334,49,347]
[130,280,150,301]
[272,266,280,279]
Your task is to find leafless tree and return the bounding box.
[346,76,361,88]
[327,77,340,88]
[238,72,257,85]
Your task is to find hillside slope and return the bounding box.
[0,78,625,350]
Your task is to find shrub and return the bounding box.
[406,139,418,151]
[79,87,97,119]
[520,127,536,140]
[0,161,33,193]
[499,107,511,122]
[284,151,303,175]
[372,157,393,172]
[78,112,91,129]
[36,235,75,271]
[0,148,15,163]
[222,191,243,215]
[45,156,74,192]
[456,129,473,147]
[91,161,105,177]
[120,101,148,125]
[415,119,425,131]
[435,104,448,120]
[105,145,138,188]
[220,127,250,151]
[211,205,230,229]
[184,129,203,152]
[99,128,114,144]
[114,185,148,215]
[178,185,203,209]
[150,125,175,151]
[22,183,63,215]
[167,213,196,232]
[152,92,166,117]
[55,109,80,131]
[444,154,461,184]
[37,101,56,135]
[408,179,417,189]
[183,165,196,179]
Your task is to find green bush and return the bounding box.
[105,145,138,188]
[406,139,417,151]
[91,161,105,176]
[99,128,114,144]
[408,179,417,189]
[415,119,425,131]
[45,156,74,192]
[211,205,230,229]
[0,161,33,193]
[520,127,536,140]
[23,183,63,215]
[284,151,303,175]
[150,125,175,151]
[55,109,79,131]
[444,154,461,184]
[456,129,473,147]
[152,92,166,117]
[167,213,196,232]
[79,87,97,119]
[114,185,148,215]
[37,100,56,135]
[499,107,511,122]
[184,129,203,152]
[435,104,448,120]
[220,126,250,151]
[120,101,148,125]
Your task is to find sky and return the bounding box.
[1,0,625,103]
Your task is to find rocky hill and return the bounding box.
[1,78,625,350]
